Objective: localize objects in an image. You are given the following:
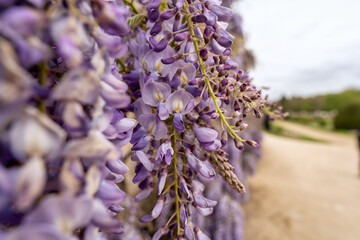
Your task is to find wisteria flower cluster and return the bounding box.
[0,0,284,239]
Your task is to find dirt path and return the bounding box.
[244,121,360,240]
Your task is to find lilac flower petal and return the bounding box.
[96,181,126,204]
[62,101,87,135]
[160,10,173,20]
[179,176,192,199]
[216,36,232,48]
[204,11,217,26]
[198,163,216,178]
[176,0,184,9]
[157,169,167,195]
[139,114,167,140]
[51,68,100,105]
[0,6,46,36]
[94,29,128,58]
[174,113,185,132]
[134,151,154,171]
[106,159,129,175]
[185,225,195,240]
[196,206,214,216]
[194,127,218,143]
[142,78,171,106]
[134,98,152,119]
[152,226,169,240]
[155,140,174,164]
[151,196,164,218]
[14,156,46,211]
[174,32,188,42]
[139,214,154,223]
[134,186,154,202]
[179,204,187,225]
[154,38,169,52]
[185,149,201,171]
[165,89,194,114]
[109,204,124,213]
[63,130,121,162]
[201,139,221,152]
[101,81,131,108]
[112,118,136,134]
[150,21,162,36]
[194,192,217,208]
[24,195,93,231]
[192,14,207,23]
[192,180,205,193]
[91,199,123,234]
[206,3,233,21]
[184,99,195,113]
[131,135,150,151]
[3,224,67,240]
[9,107,66,162]
[133,165,149,184]
[157,102,169,120]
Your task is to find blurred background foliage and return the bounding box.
[277,89,360,130]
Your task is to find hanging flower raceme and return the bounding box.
[0,0,284,239]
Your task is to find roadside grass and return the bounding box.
[287,118,352,135]
[266,123,329,143]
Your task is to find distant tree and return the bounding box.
[335,102,360,176]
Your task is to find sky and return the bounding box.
[235,0,360,99]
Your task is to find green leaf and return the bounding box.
[127,14,146,28]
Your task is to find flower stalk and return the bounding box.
[183,3,245,142]
[171,128,181,235]
[38,61,48,113]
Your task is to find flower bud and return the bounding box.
[253,108,262,118]
[234,138,244,150]
[160,10,173,20]
[239,123,248,131]
[245,139,259,147]
[150,21,162,36]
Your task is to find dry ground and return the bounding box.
[244,121,360,240]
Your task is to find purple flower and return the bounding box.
[138,114,167,140]
[142,79,171,120]
[157,168,168,195]
[51,68,100,105]
[151,195,165,218]
[194,192,217,208]
[3,224,67,240]
[195,227,210,240]
[152,226,169,240]
[93,29,128,58]
[205,2,233,21]
[132,151,154,171]
[156,140,174,165]
[24,195,93,234]
[63,130,121,163]
[8,107,66,162]
[96,180,127,206]
[92,0,130,35]
[165,89,194,114]
[13,156,46,211]
[194,127,221,152]
[0,6,46,37]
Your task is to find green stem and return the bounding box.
[123,0,140,14]
[116,58,128,73]
[172,129,181,235]
[38,61,48,113]
[183,3,245,142]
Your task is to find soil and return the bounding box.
[244,121,360,240]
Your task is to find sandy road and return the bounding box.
[244,121,360,240]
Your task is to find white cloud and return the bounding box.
[235,0,360,99]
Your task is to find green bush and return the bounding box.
[334,102,360,129]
